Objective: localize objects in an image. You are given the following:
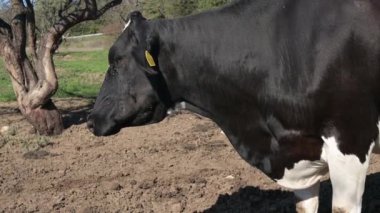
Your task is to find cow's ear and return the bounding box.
[123,11,146,30]
[144,34,160,75]
[129,11,146,23]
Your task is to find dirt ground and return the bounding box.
[2,99,380,213]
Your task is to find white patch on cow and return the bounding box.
[167,102,188,115]
[179,101,186,109]
[166,109,174,115]
[123,19,131,31]
[294,182,320,213]
[372,121,380,153]
[262,157,272,173]
[275,159,327,190]
[321,136,374,213]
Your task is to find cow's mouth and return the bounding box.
[88,103,167,137]
[128,108,155,126]
[87,118,120,136]
[128,102,167,126]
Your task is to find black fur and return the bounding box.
[88,0,380,180]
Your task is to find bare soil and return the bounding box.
[1,99,380,213]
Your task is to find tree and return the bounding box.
[197,0,232,11]
[140,0,231,19]
[141,0,166,19]
[0,1,12,22]
[99,0,138,34]
[34,0,129,36]
[0,0,122,135]
[34,0,66,34]
[166,0,197,17]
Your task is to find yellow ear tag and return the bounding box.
[145,50,156,67]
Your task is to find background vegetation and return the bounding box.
[0,50,109,102]
[0,0,232,102]
[141,0,232,19]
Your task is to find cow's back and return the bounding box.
[156,0,380,130]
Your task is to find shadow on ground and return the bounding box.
[204,173,380,213]
[203,186,295,213]
[0,107,19,115]
[61,103,93,129]
[0,100,93,129]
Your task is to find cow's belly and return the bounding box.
[273,134,373,190]
[274,159,328,190]
[232,133,329,190]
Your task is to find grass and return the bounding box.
[0,50,109,102]
[59,34,116,52]
[0,60,16,102]
[0,34,116,102]
[54,50,108,98]
[0,123,53,153]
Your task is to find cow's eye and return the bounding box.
[113,57,124,65]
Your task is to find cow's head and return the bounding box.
[87,11,171,136]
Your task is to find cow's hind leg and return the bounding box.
[322,137,374,213]
[294,182,320,213]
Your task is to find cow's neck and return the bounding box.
[150,0,330,180]
[151,5,270,151]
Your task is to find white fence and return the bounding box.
[63,33,104,40]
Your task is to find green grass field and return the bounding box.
[55,50,108,99]
[0,60,16,102]
[0,50,109,102]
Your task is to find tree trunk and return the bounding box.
[0,0,122,135]
[1,37,63,135]
[22,100,63,135]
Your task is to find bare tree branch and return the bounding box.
[0,18,12,37]
[1,41,26,93]
[9,0,39,91]
[96,0,123,17]
[43,0,120,52]
[0,0,122,134]
[24,0,39,89]
[85,0,98,15]
[24,0,122,109]
[25,0,38,64]
[0,21,13,64]
[51,0,122,41]
[10,0,27,54]
[58,0,75,19]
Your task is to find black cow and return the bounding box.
[87,0,380,212]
